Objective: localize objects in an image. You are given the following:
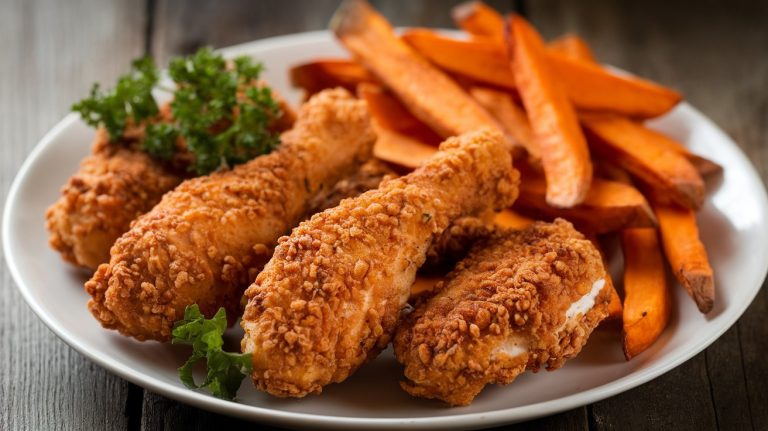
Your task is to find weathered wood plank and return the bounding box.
[0,0,147,430]
[528,0,768,429]
[150,0,512,63]
[507,408,588,431]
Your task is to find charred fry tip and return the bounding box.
[329,0,368,35]
[680,268,715,313]
[451,1,480,22]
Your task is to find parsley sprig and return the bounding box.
[72,57,160,141]
[72,47,282,175]
[171,304,253,400]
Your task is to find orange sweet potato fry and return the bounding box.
[582,114,705,209]
[547,34,596,63]
[507,15,592,207]
[621,228,671,359]
[452,1,505,41]
[625,122,722,177]
[402,30,682,119]
[290,59,377,97]
[358,83,443,145]
[372,128,437,170]
[410,274,445,299]
[469,86,539,158]
[594,160,633,184]
[332,0,502,140]
[493,209,534,229]
[513,167,656,233]
[402,29,517,90]
[654,202,714,313]
[549,52,682,119]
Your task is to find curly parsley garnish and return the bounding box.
[72,57,160,141]
[171,304,252,400]
[72,47,281,175]
[169,48,281,174]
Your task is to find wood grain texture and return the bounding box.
[150,0,513,62]
[0,0,146,430]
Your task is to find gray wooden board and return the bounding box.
[0,0,146,430]
[1,0,766,429]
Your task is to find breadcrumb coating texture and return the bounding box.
[45,129,184,270]
[47,89,296,271]
[85,88,374,341]
[241,128,519,398]
[394,219,610,406]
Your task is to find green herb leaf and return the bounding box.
[143,123,178,161]
[169,47,281,175]
[72,57,160,141]
[73,48,281,175]
[172,304,252,400]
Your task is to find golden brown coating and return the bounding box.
[241,128,520,398]
[85,88,374,341]
[394,219,611,406]
[47,90,296,271]
[45,129,184,270]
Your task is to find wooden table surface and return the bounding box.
[1,0,766,429]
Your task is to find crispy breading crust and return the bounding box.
[241,128,520,398]
[85,89,374,341]
[394,219,610,406]
[45,129,184,270]
[46,90,297,271]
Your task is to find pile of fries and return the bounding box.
[292,0,720,360]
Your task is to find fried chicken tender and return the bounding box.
[394,219,611,406]
[85,88,374,341]
[47,91,296,271]
[46,129,184,270]
[241,128,520,398]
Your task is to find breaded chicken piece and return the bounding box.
[394,219,610,406]
[46,129,184,270]
[85,89,374,341]
[47,91,296,271]
[241,129,520,398]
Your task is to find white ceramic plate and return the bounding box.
[4,31,768,430]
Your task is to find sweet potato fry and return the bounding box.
[582,114,705,209]
[547,33,597,63]
[332,0,502,140]
[469,86,539,158]
[452,1,505,41]
[513,165,656,233]
[403,30,682,119]
[493,209,534,229]
[358,83,443,145]
[410,274,445,299]
[654,202,714,313]
[371,127,437,169]
[594,160,633,184]
[290,59,377,97]
[548,53,682,118]
[625,122,722,177]
[621,228,671,359]
[507,15,592,207]
[402,29,517,90]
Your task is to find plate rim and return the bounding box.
[4,30,768,430]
